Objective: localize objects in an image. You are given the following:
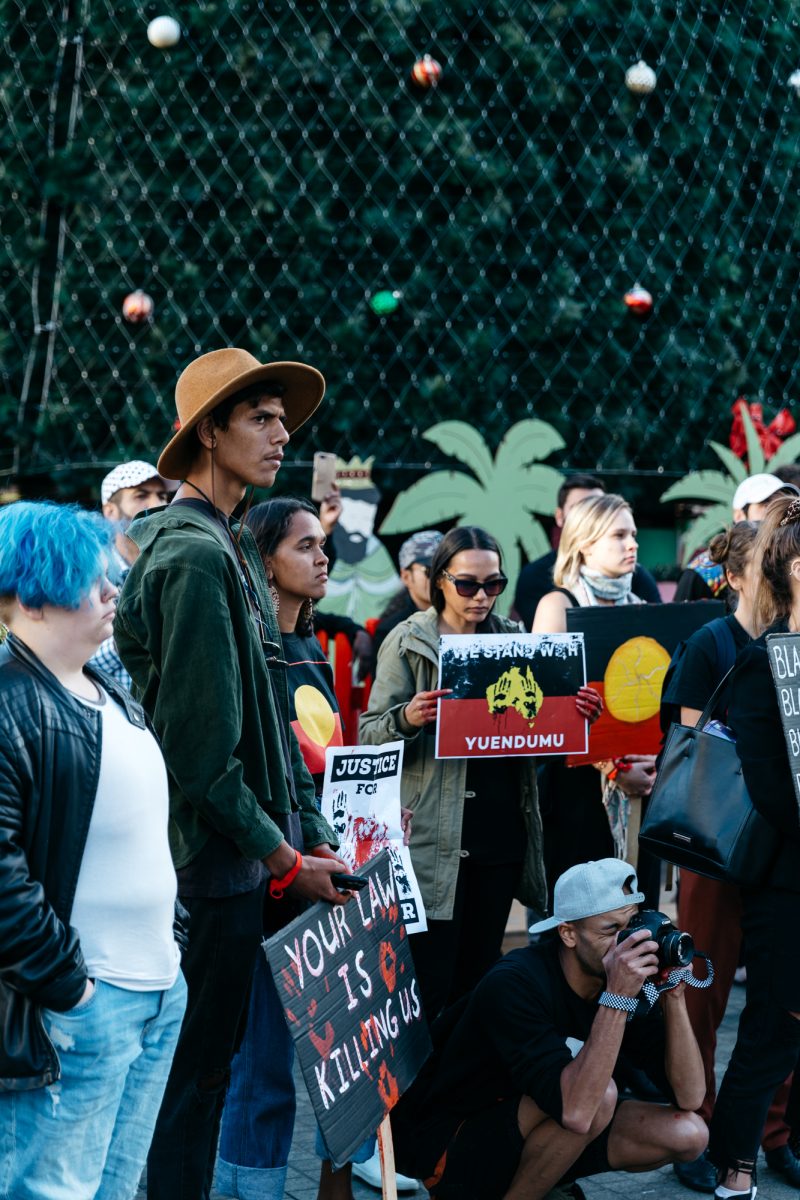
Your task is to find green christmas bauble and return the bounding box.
[369,289,401,315]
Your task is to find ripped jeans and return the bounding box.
[0,974,186,1200]
[709,886,800,1178]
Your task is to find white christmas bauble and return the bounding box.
[625,60,657,95]
[147,16,181,48]
[789,69,800,92]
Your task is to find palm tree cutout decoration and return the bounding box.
[660,401,800,564]
[379,419,565,614]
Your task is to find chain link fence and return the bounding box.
[2,1,800,499]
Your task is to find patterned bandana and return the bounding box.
[579,567,634,603]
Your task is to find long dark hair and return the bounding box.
[245,497,320,635]
[429,525,505,631]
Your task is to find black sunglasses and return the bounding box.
[440,569,508,598]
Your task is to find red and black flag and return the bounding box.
[435,632,587,759]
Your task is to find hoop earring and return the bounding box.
[269,583,280,614]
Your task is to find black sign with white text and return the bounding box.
[265,851,432,1166]
[766,632,800,814]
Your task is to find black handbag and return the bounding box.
[639,669,779,885]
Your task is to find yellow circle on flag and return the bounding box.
[603,636,671,723]
[295,684,336,747]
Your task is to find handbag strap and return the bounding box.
[695,664,737,729]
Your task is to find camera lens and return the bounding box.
[662,930,694,967]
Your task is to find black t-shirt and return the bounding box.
[661,615,750,719]
[513,552,662,629]
[281,631,342,792]
[394,938,670,1178]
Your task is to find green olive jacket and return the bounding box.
[115,503,336,869]
[359,607,547,922]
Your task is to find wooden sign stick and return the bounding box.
[377,1114,398,1200]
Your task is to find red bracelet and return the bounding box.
[269,850,303,900]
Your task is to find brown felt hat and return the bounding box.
[157,348,325,479]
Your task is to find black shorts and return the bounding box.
[427,1096,615,1200]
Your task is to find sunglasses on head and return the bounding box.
[440,569,508,598]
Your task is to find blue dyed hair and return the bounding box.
[0,501,116,611]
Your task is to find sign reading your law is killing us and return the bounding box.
[766,632,800,813]
[265,851,431,1166]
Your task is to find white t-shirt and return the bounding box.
[71,686,181,990]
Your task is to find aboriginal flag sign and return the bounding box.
[265,851,431,1166]
[566,600,725,763]
[435,632,587,759]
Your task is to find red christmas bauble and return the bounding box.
[122,290,154,322]
[623,285,653,316]
[411,54,442,89]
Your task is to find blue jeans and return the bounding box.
[0,974,187,1200]
[216,952,295,1200]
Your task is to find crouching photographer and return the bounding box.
[392,859,709,1200]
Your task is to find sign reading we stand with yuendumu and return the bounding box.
[767,632,800,812]
[265,850,431,1166]
[435,632,587,759]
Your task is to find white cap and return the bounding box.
[529,859,644,934]
[731,473,789,513]
[101,461,164,506]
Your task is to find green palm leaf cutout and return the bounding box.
[739,403,766,475]
[766,432,800,470]
[680,503,731,565]
[514,466,566,514]
[516,514,551,564]
[494,419,566,476]
[422,422,495,488]
[380,471,486,534]
[709,441,748,484]
[660,470,737,506]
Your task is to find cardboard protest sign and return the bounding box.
[566,601,725,763]
[266,850,431,1167]
[435,632,587,759]
[322,742,427,933]
[766,632,800,814]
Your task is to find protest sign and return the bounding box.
[322,742,427,933]
[767,632,800,814]
[566,600,725,763]
[266,850,432,1167]
[435,632,587,759]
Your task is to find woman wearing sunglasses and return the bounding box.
[361,526,597,1020]
[533,493,658,900]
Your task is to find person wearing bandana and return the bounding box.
[533,495,659,902]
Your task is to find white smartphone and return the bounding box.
[311,451,338,502]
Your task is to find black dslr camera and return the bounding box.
[617,910,694,969]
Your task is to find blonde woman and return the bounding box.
[533,494,658,898]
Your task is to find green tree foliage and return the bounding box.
[3,2,800,497]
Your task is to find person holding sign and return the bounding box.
[391,859,707,1200]
[361,526,601,1021]
[533,494,658,896]
[708,495,800,1200]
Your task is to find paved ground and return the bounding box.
[145,885,797,1200]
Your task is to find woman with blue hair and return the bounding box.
[0,501,187,1200]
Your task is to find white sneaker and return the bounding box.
[352,1149,419,1193]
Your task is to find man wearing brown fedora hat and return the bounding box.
[115,348,350,1200]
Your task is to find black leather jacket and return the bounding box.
[0,634,178,1091]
